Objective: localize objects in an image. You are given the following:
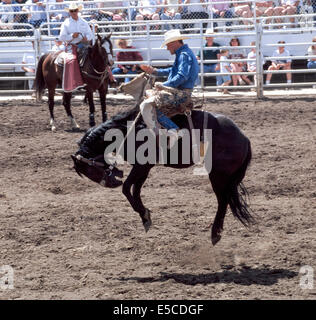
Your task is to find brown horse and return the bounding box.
[34,34,113,131]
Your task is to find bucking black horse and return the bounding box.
[71,106,254,245]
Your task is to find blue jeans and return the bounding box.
[196,64,220,86]
[112,67,137,83]
[156,109,179,130]
[212,10,233,28]
[160,12,182,30]
[217,75,231,85]
[307,61,316,69]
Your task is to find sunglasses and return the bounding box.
[69,9,78,13]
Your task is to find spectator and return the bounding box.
[135,0,161,30]
[273,0,301,28]
[265,40,292,85]
[48,0,68,36]
[218,49,232,94]
[255,1,275,26]
[98,1,126,23]
[229,37,252,86]
[181,0,209,32]
[21,40,35,90]
[112,38,143,83]
[22,0,47,28]
[208,0,233,30]
[0,0,20,30]
[15,0,28,24]
[247,41,258,89]
[231,1,253,28]
[160,0,183,31]
[307,36,316,69]
[195,29,220,86]
[81,0,99,21]
[52,39,66,51]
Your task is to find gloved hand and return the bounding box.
[154,82,165,90]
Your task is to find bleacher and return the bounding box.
[0,0,316,92]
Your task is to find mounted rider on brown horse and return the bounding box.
[34,2,114,131]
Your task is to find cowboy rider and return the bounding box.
[58,2,115,84]
[59,3,93,52]
[140,29,199,147]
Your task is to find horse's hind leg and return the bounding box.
[63,92,80,130]
[209,172,230,246]
[122,165,153,232]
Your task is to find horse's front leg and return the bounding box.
[98,83,108,122]
[85,89,96,127]
[122,165,153,232]
[48,88,57,132]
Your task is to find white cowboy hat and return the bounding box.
[65,3,83,11]
[204,29,217,40]
[160,29,188,48]
[114,38,132,47]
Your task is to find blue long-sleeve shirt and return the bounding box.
[156,44,199,90]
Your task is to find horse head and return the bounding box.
[71,153,123,189]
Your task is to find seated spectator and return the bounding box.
[0,0,21,30]
[218,49,232,94]
[112,38,143,83]
[15,0,28,24]
[97,1,126,22]
[135,0,161,30]
[195,29,220,86]
[255,1,275,26]
[21,40,35,90]
[81,0,99,21]
[231,1,253,28]
[160,0,183,31]
[265,40,292,85]
[48,0,68,36]
[181,0,209,32]
[247,41,258,90]
[208,0,233,29]
[273,0,301,28]
[51,40,66,51]
[229,37,252,86]
[22,0,47,28]
[307,36,316,69]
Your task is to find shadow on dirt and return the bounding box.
[118,267,298,286]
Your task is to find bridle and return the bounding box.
[81,37,113,87]
[74,154,116,186]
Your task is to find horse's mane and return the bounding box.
[77,106,141,156]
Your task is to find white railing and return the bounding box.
[1,1,316,96]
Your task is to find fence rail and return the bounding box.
[1,0,316,96]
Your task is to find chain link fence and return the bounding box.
[1,0,316,95]
[1,1,316,37]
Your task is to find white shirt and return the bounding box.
[59,16,93,44]
[220,55,230,73]
[247,50,257,71]
[21,51,35,73]
[186,0,207,13]
[272,48,291,64]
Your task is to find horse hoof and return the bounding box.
[211,234,221,246]
[143,209,152,232]
[143,220,152,233]
[51,126,56,132]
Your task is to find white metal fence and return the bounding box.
[0,0,316,97]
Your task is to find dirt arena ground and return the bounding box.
[0,93,315,300]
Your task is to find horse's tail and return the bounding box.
[228,139,254,227]
[34,53,48,101]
